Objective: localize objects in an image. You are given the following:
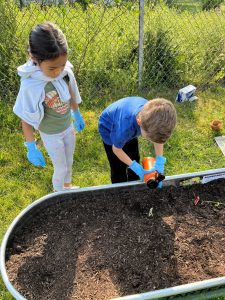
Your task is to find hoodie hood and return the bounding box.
[17,59,74,82]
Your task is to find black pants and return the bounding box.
[103,138,140,183]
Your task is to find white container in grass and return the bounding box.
[176,85,198,103]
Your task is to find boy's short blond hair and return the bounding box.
[140,98,177,144]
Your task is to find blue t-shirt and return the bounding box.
[98,96,148,148]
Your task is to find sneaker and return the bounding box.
[64,186,80,190]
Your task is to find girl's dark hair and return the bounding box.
[29,22,68,62]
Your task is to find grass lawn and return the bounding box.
[1,88,225,299]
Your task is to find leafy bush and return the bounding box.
[164,0,175,8]
[200,32,225,83]
[142,28,180,88]
[202,0,223,10]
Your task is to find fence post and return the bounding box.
[138,0,144,90]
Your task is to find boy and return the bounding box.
[98,96,177,184]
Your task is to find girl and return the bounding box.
[13,22,85,192]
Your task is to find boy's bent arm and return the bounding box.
[153,143,166,177]
[22,120,35,142]
[112,145,133,166]
[153,143,164,156]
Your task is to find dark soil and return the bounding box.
[5,179,225,300]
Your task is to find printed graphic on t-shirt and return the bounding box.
[45,90,69,114]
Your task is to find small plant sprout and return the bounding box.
[148,207,153,217]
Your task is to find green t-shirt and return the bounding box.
[38,79,72,134]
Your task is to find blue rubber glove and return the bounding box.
[129,160,151,181]
[153,156,166,174]
[24,141,46,167]
[72,109,85,133]
[148,156,166,188]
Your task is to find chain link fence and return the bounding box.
[0,0,225,103]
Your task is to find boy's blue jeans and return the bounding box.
[103,138,140,183]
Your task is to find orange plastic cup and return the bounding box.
[142,157,157,183]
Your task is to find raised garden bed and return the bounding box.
[1,170,225,300]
